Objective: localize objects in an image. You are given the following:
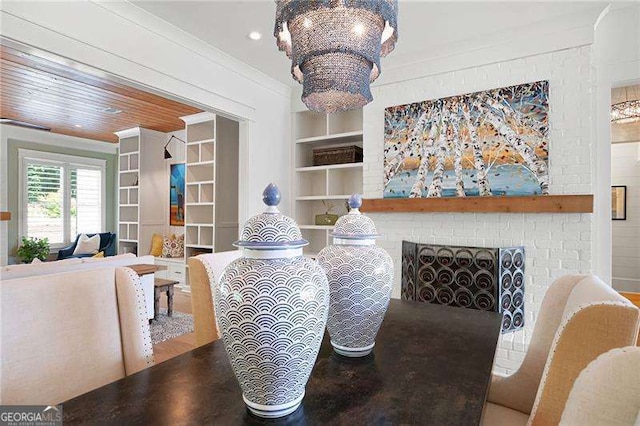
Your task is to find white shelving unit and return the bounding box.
[292,109,364,256]
[116,127,166,255]
[182,113,217,259]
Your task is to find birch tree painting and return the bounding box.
[383,81,549,198]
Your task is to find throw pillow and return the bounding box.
[150,233,163,257]
[162,234,176,258]
[73,234,100,255]
[162,234,184,258]
[171,234,184,258]
[92,251,105,258]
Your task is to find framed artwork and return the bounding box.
[384,81,549,198]
[170,163,185,226]
[611,185,627,220]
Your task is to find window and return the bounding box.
[20,150,106,248]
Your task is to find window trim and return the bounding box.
[18,149,107,249]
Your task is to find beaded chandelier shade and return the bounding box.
[275,0,398,114]
[611,99,640,124]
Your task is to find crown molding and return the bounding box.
[374,5,606,87]
[93,1,291,99]
[180,112,217,125]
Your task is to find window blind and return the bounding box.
[21,150,106,248]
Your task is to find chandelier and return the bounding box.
[611,99,640,124]
[274,0,398,114]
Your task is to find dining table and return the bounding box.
[63,299,503,425]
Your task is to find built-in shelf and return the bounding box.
[296,195,354,201]
[361,195,594,214]
[296,130,363,145]
[293,109,363,256]
[296,163,363,172]
[186,244,214,249]
[299,225,334,230]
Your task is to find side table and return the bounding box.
[154,278,178,320]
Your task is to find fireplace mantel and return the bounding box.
[361,195,593,214]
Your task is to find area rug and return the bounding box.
[150,309,194,345]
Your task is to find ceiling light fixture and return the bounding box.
[611,86,640,124]
[163,135,186,160]
[100,107,123,114]
[611,100,640,124]
[248,31,262,41]
[274,0,398,114]
[74,124,82,128]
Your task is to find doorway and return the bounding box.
[610,84,640,292]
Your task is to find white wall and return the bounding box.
[0,1,292,225]
[611,142,640,291]
[364,46,594,373]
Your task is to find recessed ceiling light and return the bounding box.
[74,124,82,128]
[248,31,262,41]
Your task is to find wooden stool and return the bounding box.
[154,278,178,320]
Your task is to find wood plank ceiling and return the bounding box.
[0,43,202,143]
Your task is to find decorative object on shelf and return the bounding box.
[317,194,393,357]
[170,163,186,226]
[401,242,525,333]
[384,81,549,198]
[315,201,339,226]
[214,183,329,418]
[612,185,627,220]
[164,135,187,160]
[274,0,398,113]
[611,86,640,124]
[16,236,50,263]
[313,145,363,166]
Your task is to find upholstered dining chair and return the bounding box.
[0,267,154,405]
[187,251,242,346]
[482,274,640,426]
[560,346,640,425]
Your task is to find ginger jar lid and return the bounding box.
[234,183,308,250]
[331,194,381,240]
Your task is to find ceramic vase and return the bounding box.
[317,194,393,357]
[214,184,329,418]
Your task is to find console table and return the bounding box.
[63,300,502,425]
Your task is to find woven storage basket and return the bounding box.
[312,145,363,166]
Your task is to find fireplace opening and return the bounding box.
[401,241,525,333]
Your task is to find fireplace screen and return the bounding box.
[402,242,525,333]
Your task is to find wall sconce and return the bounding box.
[164,135,186,160]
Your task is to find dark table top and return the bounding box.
[64,299,502,425]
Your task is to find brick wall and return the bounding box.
[363,46,594,373]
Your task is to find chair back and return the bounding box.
[188,251,242,346]
[0,267,153,404]
[560,346,640,425]
[528,275,640,425]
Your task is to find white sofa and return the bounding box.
[0,266,154,404]
[0,254,156,320]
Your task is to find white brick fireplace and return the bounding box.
[363,46,593,373]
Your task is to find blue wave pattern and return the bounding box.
[240,213,303,242]
[215,257,329,406]
[318,245,393,350]
[333,212,378,237]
